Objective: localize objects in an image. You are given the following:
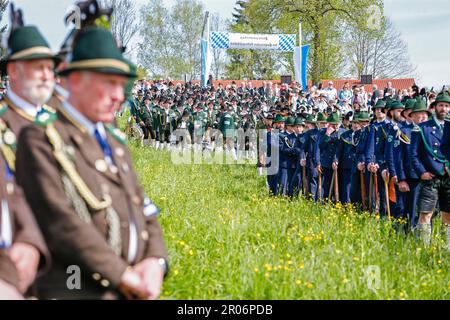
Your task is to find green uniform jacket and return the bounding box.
[219,112,237,138]
[139,103,152,123]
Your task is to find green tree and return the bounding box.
[138,0,177,79]
[136,65,148,80]
[227,0,382,83]
[171,0,204,80]
[138,0,204,80]
[102,0,139,53]
[270,0,383,84]
[342,17,416,79]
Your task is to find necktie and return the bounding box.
[94,127,114,166]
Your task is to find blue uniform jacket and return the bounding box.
[411,118,448,177]
[440,120,450,162]
[315,128,344,169]
[385,122,418,181]
[365,121,390,169]
[339,129,356,170]
[293,132,305,165]
[355,125,371,164]
[302,128,318,169]
[279,132,299,169]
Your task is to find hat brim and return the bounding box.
[59,65,136,78]
[387,107,404,117]
[401,108,413,116]
[373,106,386,111]
[1,54,62,75]
[431,99,450,107]
[410,109,432,116]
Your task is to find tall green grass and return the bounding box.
[129,143,449,300]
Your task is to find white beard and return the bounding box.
[21,78,55,105]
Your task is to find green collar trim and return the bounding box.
[416,126,448,164]
[34,108,58,127]
[106,125,127,145]
[0,102,8,117]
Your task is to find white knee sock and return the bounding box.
[417,223,432,246]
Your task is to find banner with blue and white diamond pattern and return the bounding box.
[211,32,296,52]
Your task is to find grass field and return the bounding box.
[119,116,449,300]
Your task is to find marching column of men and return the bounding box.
[0,25,54,299]
[263,92,450,250]
[128,83,276,161]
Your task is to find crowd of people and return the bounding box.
[125,78,450,249]
[124,79,441,155]
[0,0,449,301]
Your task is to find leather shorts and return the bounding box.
[418,176,450,213]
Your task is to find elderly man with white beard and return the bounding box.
[1,26,59,132]
[0,25,59,298]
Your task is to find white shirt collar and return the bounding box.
[95,122,108,141]
[7,88,40,118]
[55,85,69,100]
[433,116,444,126]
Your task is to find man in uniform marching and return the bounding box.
[365,100,390,214]
[0,24,55,298]
[290,118,306,198]
[354,111,372,208]
[278,117,298,197]
[412,91,450,249]
[266,114,285,196]
[138,95,155,147]
[0,142,49,299]
[380,100,406,221]
[315,112,344,202]
[219,104,238,160]
[301,114,319,200]
[15,27,168,299]
[384,99,424,231]
[339,113,361,204]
